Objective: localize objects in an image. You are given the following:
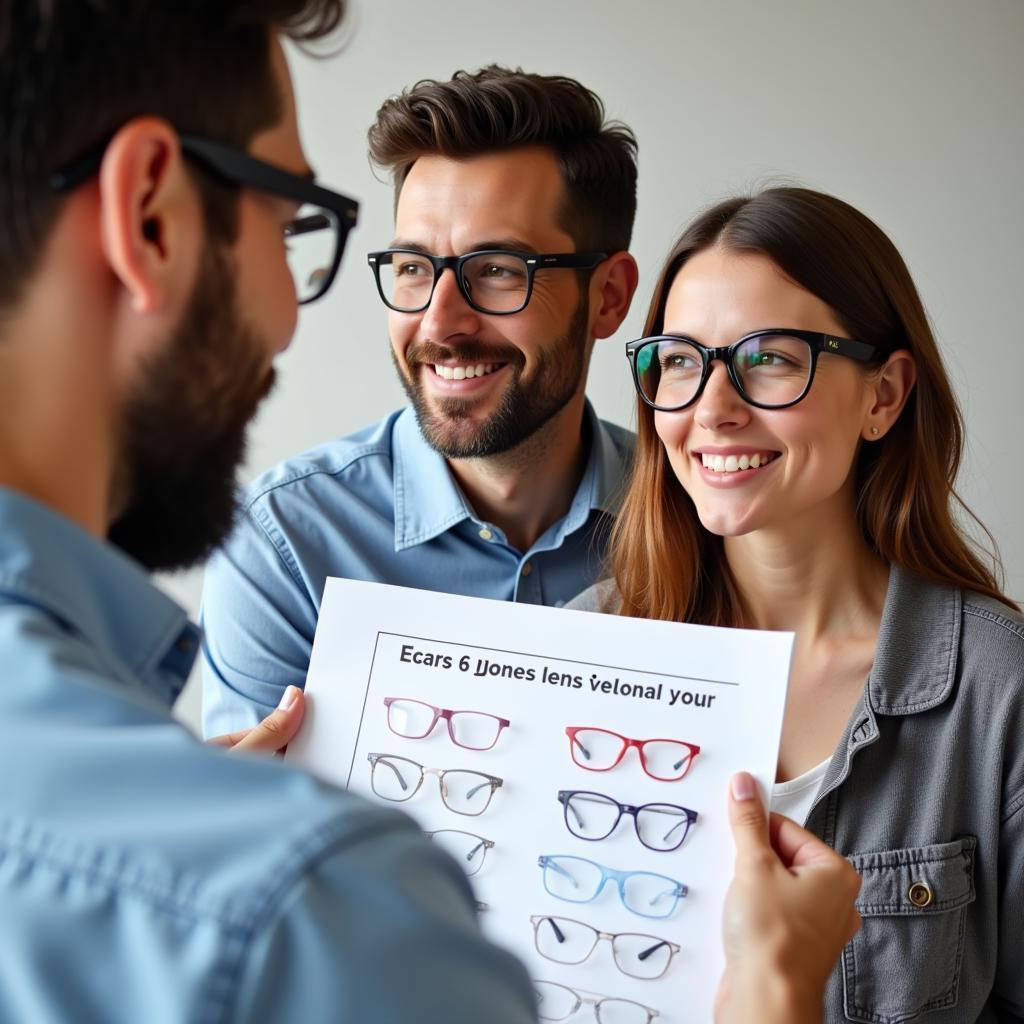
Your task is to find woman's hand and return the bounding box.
[206,685,304,756]
[716,771,862,1024]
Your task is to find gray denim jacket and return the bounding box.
[570,566,1024,1022]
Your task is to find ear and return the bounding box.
[862,349,917,440]
[588,251,640,340]
[97,117,200,315]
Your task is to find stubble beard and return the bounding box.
[394,296,590,459]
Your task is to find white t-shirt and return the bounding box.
[771,757,831,826]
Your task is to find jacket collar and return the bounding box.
[867,564,961,716]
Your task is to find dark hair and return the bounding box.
[367,65,637,254]
[611,187,1017,623]
[0,0,344,312]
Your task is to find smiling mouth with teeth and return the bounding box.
[433,363,501,381]
[700,452,779,473]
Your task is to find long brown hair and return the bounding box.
[611,187,1017,623]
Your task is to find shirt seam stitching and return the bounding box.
[240,443,392,513]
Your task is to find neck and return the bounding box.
[723,498,889,640]
[447,397,590,553]
[0,274,116,541]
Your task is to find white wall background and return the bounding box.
[168,0,1024,731]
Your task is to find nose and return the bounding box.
[418,265,481,342]
[692,361,751,432]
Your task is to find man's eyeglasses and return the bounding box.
[51,133,359,305]
[626,329,883,412]
[367,248,607,315]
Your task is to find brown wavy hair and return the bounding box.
[366,65,637,254]
[611,187,1016,623]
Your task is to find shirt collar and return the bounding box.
[0,488,199,706]
[867,563,961,716]
[391,402,628,552]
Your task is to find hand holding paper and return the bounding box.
[715,771,862,1024]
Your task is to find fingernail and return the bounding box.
[278,685,300,711]
[731,772,756,801]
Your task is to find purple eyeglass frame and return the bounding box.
[384,696,511,751]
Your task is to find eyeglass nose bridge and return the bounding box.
[422,765,446,797]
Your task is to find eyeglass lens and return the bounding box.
[376,250,531,314]
[425,829,492,876]
[534,980,654,1024]
[635,333,815,409]
[386,697,506,750]
[532,915,676,980]
[284,205,341,302]
[561,791,694,851]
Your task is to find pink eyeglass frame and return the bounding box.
[565,726,701,781]
[384,697,511,751]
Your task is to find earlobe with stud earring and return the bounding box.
[870,426,880,436]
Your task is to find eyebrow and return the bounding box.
[387,237,539,254]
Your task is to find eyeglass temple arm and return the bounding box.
[538,856,579,888]
[368,754,411,792]
[285,213,333,237]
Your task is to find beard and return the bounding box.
[394,294,590,459]
[107,242,275,572]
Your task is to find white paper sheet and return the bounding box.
[288,578,793,1023]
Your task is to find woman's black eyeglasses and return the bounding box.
[626,329,883,411]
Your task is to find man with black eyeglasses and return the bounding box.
[200,66,643,736]
[0,4,539,1020]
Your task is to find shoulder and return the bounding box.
[567,577,622,614]
[961,590,1024,653]
[239,409,406,515]
[595,417,636,460]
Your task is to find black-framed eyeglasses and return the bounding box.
[367,248,607,315]
[51,134,359,305]
[626,329,883,411]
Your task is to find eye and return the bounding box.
[661,350,700,371]
[395,260,428,279]
[481,262,519,279]
[749,350,788,366]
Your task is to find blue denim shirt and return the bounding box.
[0,488,537,1024]
[201,403,633,736]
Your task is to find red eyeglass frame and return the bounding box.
[565,726,701,781]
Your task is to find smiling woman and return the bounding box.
[571,187,1024,1023]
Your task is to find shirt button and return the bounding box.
[907,881,933,908]
[478,527,494,541]
[521,562,533,577]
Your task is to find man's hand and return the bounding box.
[715,771,862,1024]
[206,685,304,756]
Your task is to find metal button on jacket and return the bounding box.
[907,881,934,908]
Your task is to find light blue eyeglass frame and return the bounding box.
[537,854,688,920]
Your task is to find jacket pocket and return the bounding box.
[842,837,977,1024]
